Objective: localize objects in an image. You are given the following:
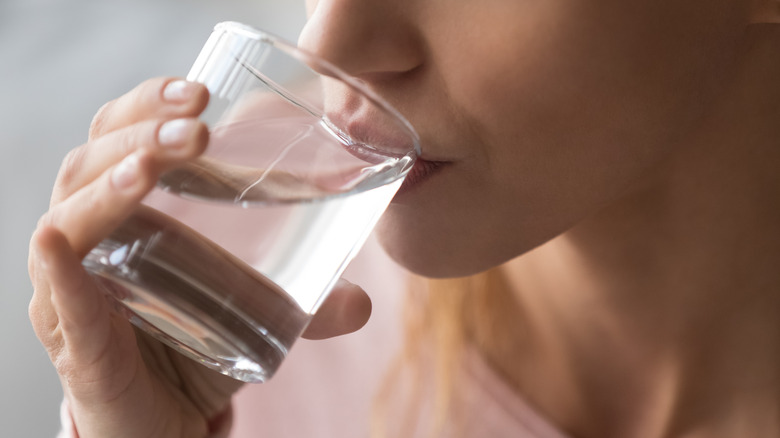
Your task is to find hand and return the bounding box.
[28,78,372,438]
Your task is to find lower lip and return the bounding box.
[394,158,447,197]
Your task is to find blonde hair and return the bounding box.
[372,266,523,438]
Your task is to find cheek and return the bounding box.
[378,0,745,277]
[450,0,742,215]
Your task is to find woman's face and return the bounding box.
[300,0,750,277]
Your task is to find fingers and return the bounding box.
[42,122,204,258]
[30,226,145,413]
[53,76,209,206]
[29,150,165,361]
[31,227,116,364]
[52,117,208,205]
[303,279,372,340]
[27,77,218,437]
[88,77,208,141]
[30,75,209,365]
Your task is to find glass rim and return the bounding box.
[213,21,421,158]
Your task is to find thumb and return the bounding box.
[302,279,372,340]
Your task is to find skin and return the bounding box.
[301,0,780,437]
[303,0,750,277]
[29,0,780,437]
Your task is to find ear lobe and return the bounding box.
[749,0,780,23]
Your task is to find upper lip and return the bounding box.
[323,96,455,164]
[332,116,453,162]
[327,113,453,168]
[325,113,419,157]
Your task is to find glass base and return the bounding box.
[92,274,286,383]
[81,206,312,383]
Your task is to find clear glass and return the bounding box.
[82,22,419,383]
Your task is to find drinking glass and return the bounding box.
[82,22,419,383]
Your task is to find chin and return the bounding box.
[374,216,518,279]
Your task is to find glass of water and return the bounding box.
[82,21,419,383]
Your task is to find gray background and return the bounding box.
[0,1,305,435]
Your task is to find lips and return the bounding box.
[325,107,416,149]
[323,113,450,197]
[396,157,447,196]
[322,102,448,196]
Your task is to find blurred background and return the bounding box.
[0,1,306,435]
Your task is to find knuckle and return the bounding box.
[124,121,150,152]
[28,293,43,325]
[121,121,161,165]
[88,77,171,141]
[79,183,102,215]
[27,255,37,284]
[28,292,62,353]
[55,146,86,191]
[89,100,116,140]
[36,210,57,232]
[28,223,55,285]
[28,294,49,333]
[135,77,169,112]
[53,349,79,381]
[141,76,168,95]
[28,234,41,283]
[117,125,152,166]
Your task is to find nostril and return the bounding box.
[298,0,424,80]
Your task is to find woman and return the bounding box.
[29,0,780,436]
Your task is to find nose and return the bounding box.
[298,0,425,81]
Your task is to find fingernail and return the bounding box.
[163,80,199,102]
[158,118,196,148]
[111,154,139,189]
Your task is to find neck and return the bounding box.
[492,25,780,438]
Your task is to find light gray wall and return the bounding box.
[0,1,305,435]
